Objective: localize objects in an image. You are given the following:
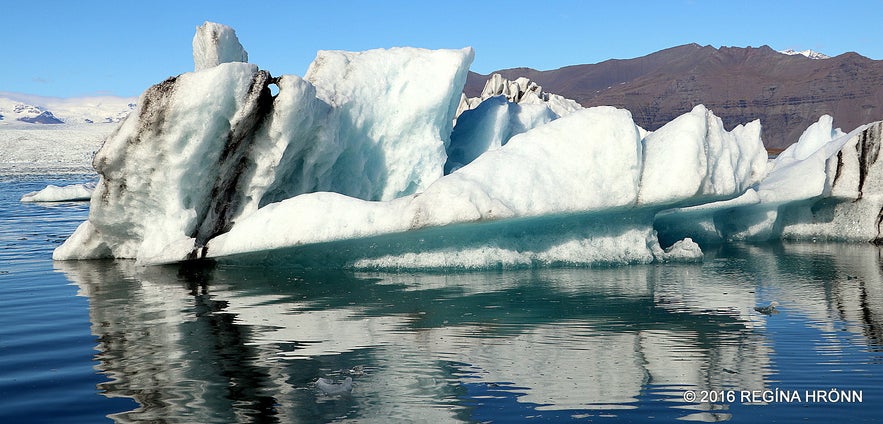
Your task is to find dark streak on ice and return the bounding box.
[137,77,178,140]
[832,150,844,190]
[194,70,274,251]
[856,122,881,200]
[856,122,883,243]
[96,76,179,207]
[874,208,883,245]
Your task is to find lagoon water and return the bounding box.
[1,175,882,423]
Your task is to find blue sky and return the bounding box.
[4,0,883,98]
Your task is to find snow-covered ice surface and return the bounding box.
[49,22,883,269]
[0,90,134,174]
[0,123,116,174]
[20,182,94,202]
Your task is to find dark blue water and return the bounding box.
[1,175,882,423]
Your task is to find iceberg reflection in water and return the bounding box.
[57,243,883,422]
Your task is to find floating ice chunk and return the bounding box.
[192,22,248,71]
[20,183,93,202]
[316,377,353,395]
[50,23,779,268]
[54,43,474,264]
[656,237,704,262]
[754,301,779,315]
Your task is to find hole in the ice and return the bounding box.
[269,83,280,97]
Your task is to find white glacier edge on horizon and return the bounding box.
[51,22,883,269]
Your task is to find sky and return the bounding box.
[3,0,883,99]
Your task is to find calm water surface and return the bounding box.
[1,175,882,423]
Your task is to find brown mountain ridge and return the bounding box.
[464,44,883,149]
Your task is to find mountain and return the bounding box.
[464,44,883,149]
[0,92,136,125]
[17,110,64,124]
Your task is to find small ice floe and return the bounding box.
[754,301,779,315]
[316,376,353,395]
[346,365,365,376]
[20,183,94,202]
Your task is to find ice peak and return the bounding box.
[779,49,830,60]
[192,22,249,71]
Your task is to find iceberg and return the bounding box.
[57,22,883,269]
[656,116,883,245]
[20,183,94,202]
[54,24,477,266]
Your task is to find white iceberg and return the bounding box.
[63,22,883,269]
[20,183,94,202]
[656,115,883,244]
[54,26,478,266]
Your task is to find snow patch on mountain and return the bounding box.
[0,92,136,125]
[779,49,830,60]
